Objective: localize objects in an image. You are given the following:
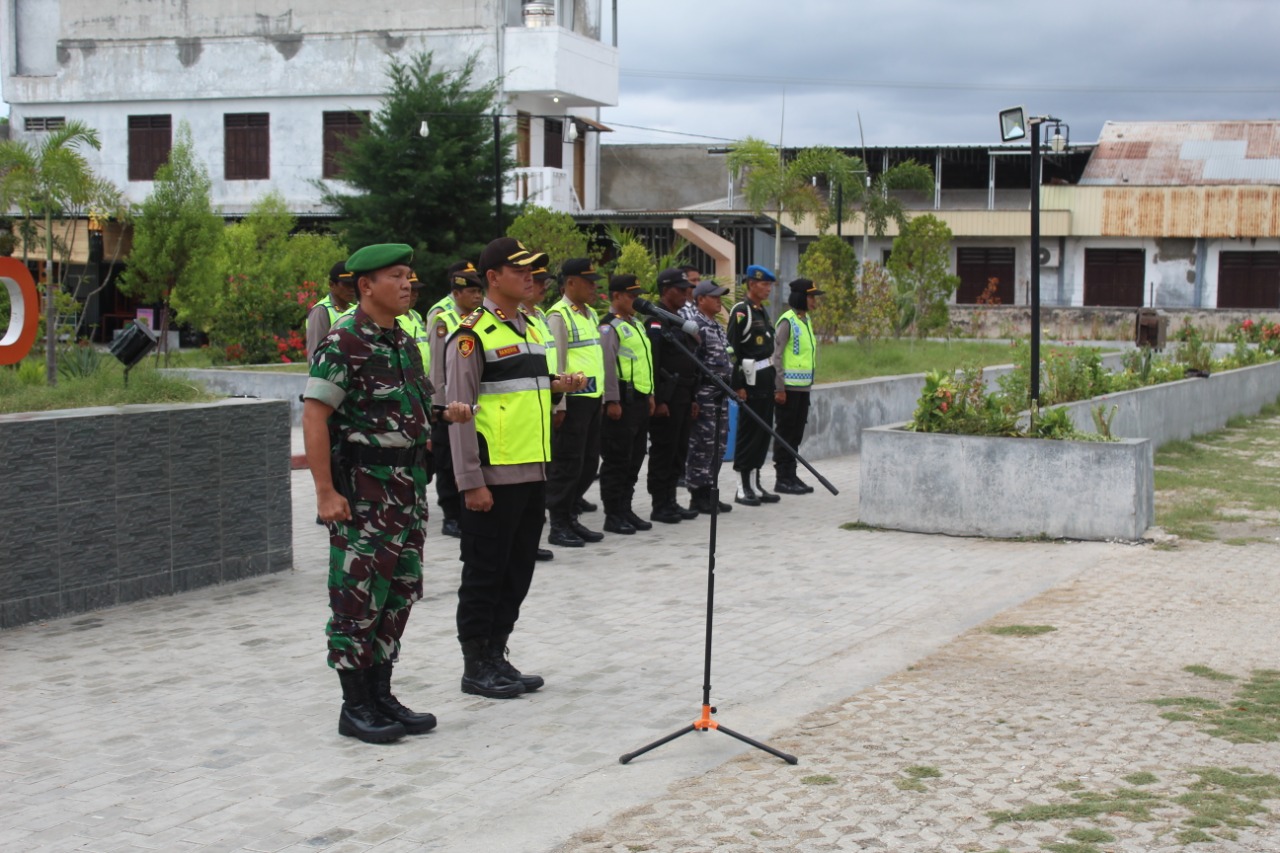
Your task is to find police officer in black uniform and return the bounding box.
[645,268,700,524]
[727,264,781,507]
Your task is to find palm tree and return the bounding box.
[0,121,108,384]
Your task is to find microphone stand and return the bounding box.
[619,320,836,766]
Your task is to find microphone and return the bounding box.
[633,297,700,339]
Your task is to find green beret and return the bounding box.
[346,243,414,276]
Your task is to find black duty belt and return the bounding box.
[340,442,429,468]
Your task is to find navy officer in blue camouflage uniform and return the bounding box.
[684,280,735,515]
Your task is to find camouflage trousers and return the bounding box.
[326,501,425,671]
[684,387,730,489]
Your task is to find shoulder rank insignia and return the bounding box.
[457,337,476,358]
[494,308,509,321]
[460,307,485,329]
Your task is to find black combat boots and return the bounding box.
[460,639,525,699]
[623,507,653,531]
[754,470,781,503]
[489,634,545,692]
[548,515,585,547]
[735,471,761,506]
[367,662,437,735]
[337,668,406,744]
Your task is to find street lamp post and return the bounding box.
[999,106,1066,406]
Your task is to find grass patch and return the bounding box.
[1122,772,1159,786]
[988,624,1057,637]
[1184,665,1236,682]
[0,357,215,413]
[800,774,837,786]
[1155,404,1280,541]
[895,765,941,792]
[1149,670,1280,743]
[813,339,1096,384]
[990,767,1279,847]
[840,521,884,532]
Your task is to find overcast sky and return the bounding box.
[602,0,1280,148]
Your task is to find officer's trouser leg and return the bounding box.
[432,419,460,521]
[600,395,647,513]
[456,481,546,643]
[623,399,649,508]
[647,389,692,504]
[326,502,425,671]
[547,396,593,521]
[574,400,602,508]
[733,391,775,473]
[772,390,810,480]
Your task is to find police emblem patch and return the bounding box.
[458,337,476,358]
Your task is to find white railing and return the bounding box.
[507,166,582,214]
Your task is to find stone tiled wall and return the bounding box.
[0,399,292,629]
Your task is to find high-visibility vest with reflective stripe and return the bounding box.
[777,309,815,387]
[305,294,346,338]
[466,310,553,466]
[605,314,654,395]
[428,296,462,335]
[523,306,557,374]
[398,309,432,376]
[547,299,604,398]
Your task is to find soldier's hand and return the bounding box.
[317,489,351,523]
[775,390,786,405]
[737,388,747,402]
[690,401,700,420]
[606,401,622,421]
[648,396,656,416]
[553,410,567,429]
[443,401,474,424]
[464,485,494,512]
[653,402,670,418]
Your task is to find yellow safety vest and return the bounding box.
[547,299,604,398]
[461,308,553,466]
[523,307,557,374]
[305,294,347,338]
[777,309,816,387]
[605,314,654,395]
[397,309,432,376]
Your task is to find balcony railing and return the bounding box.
[507,166,582,214]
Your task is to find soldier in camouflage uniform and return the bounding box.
[303,243,473,744]
[685,281,735,515]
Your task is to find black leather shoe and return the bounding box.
[337,669,406,743]
[650,503,683,524]
[574,497,598,514]
[676,503,699,520]
[755,471,780,504]
[735,479,761,507]
[368,662,437,734]
[773,479,807,495]
[535,547,554,561]
[624,508,653,531]
[793,476,815,494]
[569,517,604,542]
[603,514,637,534]
[441,518,461,538]
[460,640,525,699]
[548,524,585,547]
[689,488,731,515]
[717,499,734,512]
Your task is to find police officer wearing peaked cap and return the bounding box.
[727,264,781,507]
[305,261,357,357]
[772,278,823,495]
[303,242,474,744]
[446,237,587,700]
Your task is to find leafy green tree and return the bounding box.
[507,207,590,277]
[0,120,122,383]
[323,52,513,297]
[887,214,960,338]
[798,235,859,343]
[849,263,898,344]
[123,123,224,362]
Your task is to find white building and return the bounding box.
[1,0,618,215]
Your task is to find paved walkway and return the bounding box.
[3,448,1203,853]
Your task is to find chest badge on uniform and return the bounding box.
[458,337,476,358]
[755,335,764,345]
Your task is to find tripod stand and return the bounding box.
[619,320,836,766]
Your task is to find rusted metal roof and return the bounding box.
[1081,121,1280,186]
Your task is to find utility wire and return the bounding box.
[603,121,739,142]
[621,68,1280,95]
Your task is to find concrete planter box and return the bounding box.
[0,399,292,629]
[164,367,308,424]
[859,427,1154,541]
